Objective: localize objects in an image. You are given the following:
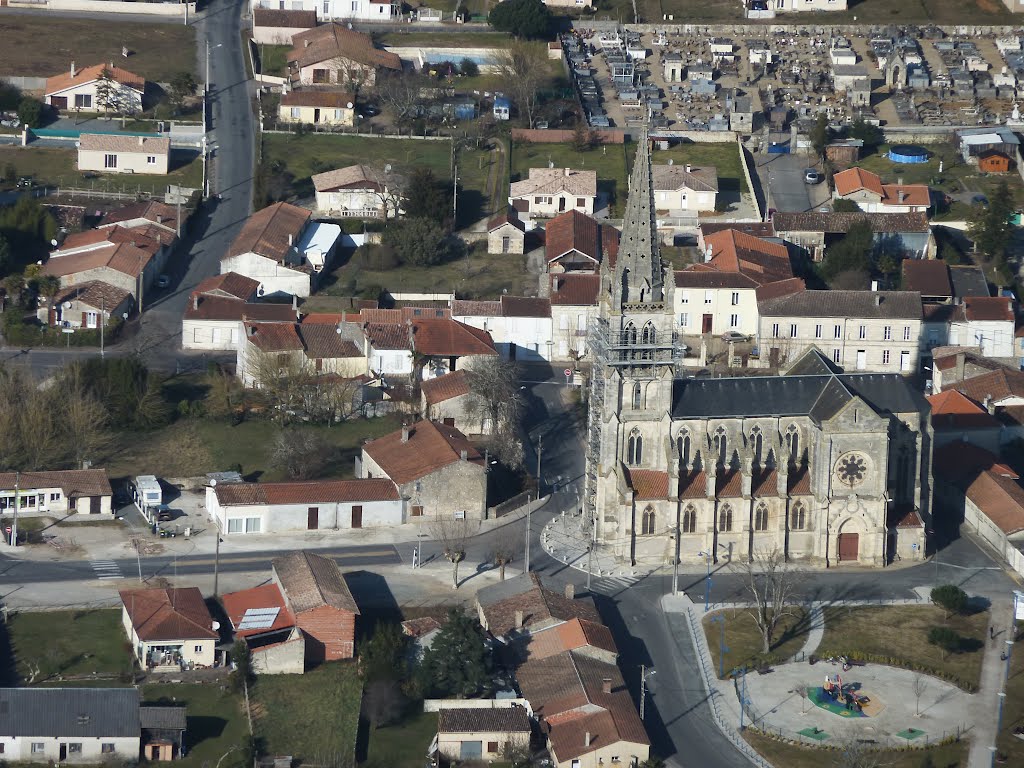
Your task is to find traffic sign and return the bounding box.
[61,328,75,334]
[564,368,572,377]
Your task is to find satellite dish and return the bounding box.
[210,478,217,486]
[50,239,58,247]
[63,301,72,310]
[211,621,221,631]
[347,102,354,109]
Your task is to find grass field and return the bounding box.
[819,605,988,690]
[651,0,1018,23]
[373,31,513,48]
[702,609,811,677]
[0,145,202,196]
[744,729,968,768]
[253,661,363,762]
[510,140,631,216]
[364,709,439,768]
[256,44,290,78]
[655,141,749,197]
[0,17,197,82]
[143,684,250,768]
[7,609,132,684]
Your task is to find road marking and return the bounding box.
[589,575,641,593]
[91,559,124,580]
[180,548,399,568]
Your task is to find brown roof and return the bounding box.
[216,478,398,505]
[413,318,496,357]
[549,274,600,306]
[957,368,1024,404]
[964,296,1014,322]
[555,618,617,657]
[119,587,218,641]
[185,296,296,323]
[755,277,806,302]
[700,221,775,239]
[281,89,355,108]
[194,272,260,301]
[42,241,154,279]
[79,134,170,155]
[772,211,930,234]
[677,468,809,499]
[46,63,144,96]
[501,296,551,318]
[759,289,922,319]
[363,419,483,484]
[228,202,311,262]
[273,550,360,615]
[421,370,472,405]
[902,260,952,298]
[703,230,792,285]
[487,207,524,232]
[545,210,601,263]
[510,168,598,199]
[289,23,401,71]
[221,583,296,639]
[54,223,174,259]
[312,164,382,193]
[99,201,181,231]
[253,8,317,29]
[652,163,719,193]
[53,280,132,312]
[625,469,669,500]
[0,469,111,497]
[477,572,600,637]
[245,321,304,352]
[438,708,531,735]
[401,616,444,637]
[299,322,363,359]
[964,470,1024,535]
[675,265,760,291]
[927,389,1001,430]
[365,322,410,351]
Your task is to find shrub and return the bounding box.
[931,584,968,617]
[459,58,480,78]
[927,626,962,656]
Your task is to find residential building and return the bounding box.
[832,167,931,213]
[487,209,526,255]
[771,211,932,262]
[0,469,112,518]
[948,264,991,300]
[221,583,305,674]
[236,318,366,388]
[475,573,600,637]
[697,221,775,248]
[958,126,1021,162]
[44,62,144,113]
[357,420,487,520]
[544,209,619,274]
[902,259,953,304]
[207,478,402,534]
[252,8,316,45]
[652,163,719,213]
[272,550,360,662]
[774,0,848,10]
[252,0,399,23]
[278,90,355,127]
[361,312,497,380]
[437,708,531,763]
[312,164,397,219]
[949,296,1016,357]
[509,168,598,219]
[757,288,923,373]
[78,134,170,176]
[825,139,863,166]
[97,200,184,234]
[221,202,340,297]
[288,24,401,89]
[182,272,297,351]
[547,273,600,361]
[420,370,490,434]
[0,688,141,762]
[139,706,187,762]
[587,128,930,568]
[450,295,554,362]
[675,228,794,338]
[119,587,219,670]
[927,389,1001,452]
[38,281,133,330]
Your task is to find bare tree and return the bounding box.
[308,375,365,423]
[270,429,333,480]
[432,515,476,589]
[464,357,524,468]
[376,71,429,128]
[912,674,928,717]
[796,684,809,714]
[732,546,801,654]
[492,530,517,581]
[364,165,407,219]
[832,737,886,768]
[330,58,370,98]
[494,41,547,128]
[249,349,314,423]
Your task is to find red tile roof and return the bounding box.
[421,370,472,405]
[119,587,218,642]
[244,321,304,352]
[755,277,806,302]
[413,318,496,357]
[927,389,1001,430]
[194,272,261,301]
[625,469,669,500]
[288,23,401,71]
[46,63,144,96]
[42,241,153,279]
[215,478,399,506]
[549,274,600,306]
[0,469,111,497]
[545,210,601,264]
[228,202,310,262]
[98,201,181,231]
[362,420,483,484]
[703,230,793,286]
[964,470,1024,535]
[52,280,131,313]
[964,296,1014,322]
[280,89,355,108]
[221,583,296,639]
[957,368,1024,404]
[902,260,952,298]
[834,167,884,197]
[477,572,600,637]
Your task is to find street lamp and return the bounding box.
[710,613,728,678]
[639,665,656,720]
[698,550,713,612]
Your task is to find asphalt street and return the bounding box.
[756,152,814,213]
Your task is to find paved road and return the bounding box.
[756,153,814,213]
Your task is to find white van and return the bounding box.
[132,475,162,513]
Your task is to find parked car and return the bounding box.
[721,331,749,343]
[16,176,33,188]
[156,507,174,522]
[803,168,822,184]
[971,194,989,207]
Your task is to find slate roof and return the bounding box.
[948,265,990,299]
[772,211,929,234]
[476,572,600,637]
[288,23,401,71]
[139,706,187,732]
[79,134,170,155]
[119,587,218,641]
[45,63,144,96]
[228,202,311,262]
[652,163,719,192]
[902,259,952,298]
[0,688,140,737]
[0,469,111,497]
[273,550,360,615]
[362,419,483,484]
[215,478,399,506]
[758,289,922,319]
[421,369,472,405]
[510,168,598,199]
[438,707,531,734]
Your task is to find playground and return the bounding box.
[740,662,974,748]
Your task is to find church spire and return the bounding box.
[613,123,663,308]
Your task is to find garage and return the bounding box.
[837,532,859,562]
[459,741,482,760]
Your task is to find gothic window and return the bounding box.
[791,502,806,531]
[641,506,655,535]
[719,504,733,533]
[750,427,763,467]
[678,432,691,468]
[641,322,656,344]
[632,383,642,410]
[714,427,727,468]
[681,505,696,533]
[754,503,769,532]
[627,428,643,465]
[785,425,800,467]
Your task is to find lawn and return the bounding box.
[996,624,1024,763]
[744,729,968,768]
[702,609,811,678]
[510,140,631,216]
[818,605,988,691]
[256,43,290,78]
[252,661,363,762]
[654,140,749,199]
[656,0,1018,23]
[143,684,250,768]
[363,709,438,768]
[0,17,197,82]
[6,609,133,685]
[0,145,203,196]
[107,410,405,481]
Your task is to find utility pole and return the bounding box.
[100,295,105,358]
[452,164,458,225]
[213,533,221,596]
[536,432,543,493]
[524,494,531,573]
[640,665,655,720]
[11,471,19,547]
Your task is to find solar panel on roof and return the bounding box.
[237,606,280,630]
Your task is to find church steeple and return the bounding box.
[612,124,664,308]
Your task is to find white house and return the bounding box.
[833,168,931,214]
[278,90,355,127]
[119,587,219,671]
[78,134,170,176]
[236,319,367,388]
[221,202,340,298]
[652,163,718,213]
[182,272,297,351]
[0,469,112,518]
[451,295,554,362]
[546,273,600,362]
[362,311,497,379]
[312,164,398,218]
[949,296,1016,358]
[251,0,399,23]
[44,62,145,114]
[207,478,403,534]
[38,281,134,330]
[774,0,848,10]
[509,168,597,219]
[0,688,141,763]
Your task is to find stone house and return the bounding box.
[0,469,112,518]
[652,163,718,213]
[420,370,489,434]
[358,420,487,520]
[221,583,306,674]
[949,296,1016,358]
[476,573,600,637]
[771,211,932,262]
[252,8,316,45]
[119,587,219,671]
[312,164,398,219]
[44,62,145,113]
[509,168,598,219]
[78,134,170,176]
[361,311,497,380]
[272,550,360,662]
[288,23,401,89]
[927,389,1001,452]
[182,272,297,351]
[487,209,526,255]
[236,318,367,388]
[547,273,600,361]
[0,688,141,763]
[437,708,531,763]
[278,89,355,127]
[450,296,553,363]
[38,281,133,330]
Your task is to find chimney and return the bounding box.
[138,136,145,146]
[955,352,966,383]
[686,163,692,173]
[875,294,882,306]
[401,424,410,443]
[898,190,906,203]
[564,167,571,177]
[705,246,713,263]
[70,60,76,78]
[564,583,575,599]
[551,275,559,293]
[584,732,592,748]
[984,394,994,414]
[898,176,904,186]
[305,38,312,48]
[192,294,199,311]
[460,449,468,461]
[292,294,298,310]
[870,280,878,291]
[601,678,612,694]
[514,610,524,628]
[288,233,294,246]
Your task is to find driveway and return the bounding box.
[755,153,815,213]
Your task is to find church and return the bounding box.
[583,128,932,568]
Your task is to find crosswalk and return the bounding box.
[588,574,642,595]
[90,560,124,580]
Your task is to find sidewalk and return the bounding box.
[967,598,1015,768]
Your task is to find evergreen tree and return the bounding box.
[418,609,491,698]
[488,0,551,40]
[968,179,1014,260]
